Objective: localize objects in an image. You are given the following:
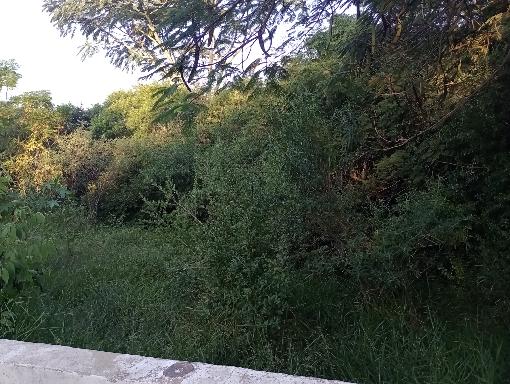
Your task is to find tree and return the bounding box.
[0,60,21,100]
[56,103,91,134]
[350,0,510,152]
[89,83,168,139]
[0,101,18,156]
[44,1,509,93]
[43,0,347,90]
[5,91,62,192]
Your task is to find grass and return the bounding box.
[6,207,509,384]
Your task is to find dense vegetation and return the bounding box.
[1,1,510,383]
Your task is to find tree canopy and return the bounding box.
[0,60,21,99]
[42,0,351,89]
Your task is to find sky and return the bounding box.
[0,0,142,107]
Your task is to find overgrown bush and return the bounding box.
[4,92,62,193]
[57,129,194,221]
[0,173,51,333]
[90,84,170,139]
[346,183,472,289]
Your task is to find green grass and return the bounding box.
[6,208,509,384]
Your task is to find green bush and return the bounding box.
[2,9,509,382]
[347,183,472,289]
[90,84,171,139]
[96,135,195,221]
[0,173,51,333]
[90,108,128,140]
[57,129,194,221]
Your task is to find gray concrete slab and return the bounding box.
[0,339,354,384]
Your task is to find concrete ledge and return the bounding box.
[0,339,353,384]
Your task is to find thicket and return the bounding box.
[1,2,509,383]
[0,173,53,333]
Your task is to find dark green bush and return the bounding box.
[0,173,51,333]
[347,183,472,289]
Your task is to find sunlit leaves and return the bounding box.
[0,60,21,98]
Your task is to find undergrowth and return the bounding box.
[7,207,508,384]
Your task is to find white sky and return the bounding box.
[0,0,142,107]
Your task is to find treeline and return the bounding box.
[3,11,510,298]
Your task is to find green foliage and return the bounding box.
[56,129,194,220]
[0,174,50,333]
[9,209,508,383]
[96,136,194,221]
[347,183,473,289]
[90,107,127,140]
[43,0,344,89]
[57,130,112,198]
[3,3,510,383]
[0,100,20,155]
[56,104,91,134]
[4,91,63,192]
[0,59,21,99]
[90,84,172,139]
[177,131,307,328]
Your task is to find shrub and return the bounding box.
[0,173,51,333]
[56,129,194,221]
[90,84,171,139]
[347,182,472,289]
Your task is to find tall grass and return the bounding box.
[6,207,508,384]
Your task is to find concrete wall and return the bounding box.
[0,339,353,384]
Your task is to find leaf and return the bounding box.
[1,268,9,285]
[34,212,45,225]
[5,262,15,278]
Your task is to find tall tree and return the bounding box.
[5,91,62,192]
[352,0,510,151]
[43,0,509,99]
[43,0,348,90]
[0,60,21,100]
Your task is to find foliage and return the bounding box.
[56,130,112,199]
[56,129,193,220]
[0,173,50,333]
[346,183,473,289]
[3,2,510,383]
[176,130,307,328]
[43,0,351,89]
[90,107,127,140]
[9,208,508,383]
[0,59,21,99]
[56,103,92,134]
[90,84,168,139]
[0,100,20,155]
[4,91,63,193]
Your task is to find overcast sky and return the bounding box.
[0,0,142,106]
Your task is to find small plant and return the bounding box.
[0,173,51,332]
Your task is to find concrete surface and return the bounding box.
[0,339,354,384]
